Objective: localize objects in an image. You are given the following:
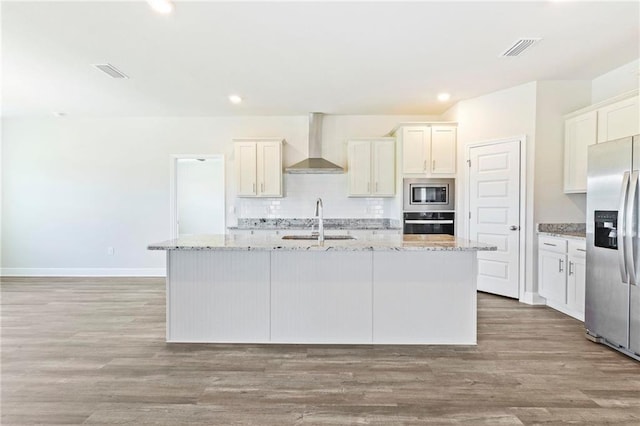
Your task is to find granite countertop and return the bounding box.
[228,218,401,230]
[537,223,586,239]
[148,234,496,252]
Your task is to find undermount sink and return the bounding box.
[282,235,356,241]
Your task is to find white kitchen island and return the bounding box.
[148,234,495,345]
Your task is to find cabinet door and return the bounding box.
[348,140,372,196]
[567,255,586,319]
[402,127,429,174]
[430,126,456,174]
[372,140,395,196]
[235,142,257,196]
[564,111,597,193]
[538,250,567,304]
[257,141,282,197]
[597,96,639,143]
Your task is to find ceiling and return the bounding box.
[2,1,639,118]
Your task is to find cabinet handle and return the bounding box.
[375,182,378,192]
[568,261,574,276]
[543,242,557,247]
[559,259,564,273]
[433,160,436,170]
[261,183,264,192]
[252,183,256,193]
[367,182,370,192]
[423,160,427,171]
[576,248,586,252]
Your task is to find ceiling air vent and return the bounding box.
[499,38,541,57]
[93,63,129,79]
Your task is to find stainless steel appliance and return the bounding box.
[403,178,455,212]
[403,211,455,235]
[586,135,639,361]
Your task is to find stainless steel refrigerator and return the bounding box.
[586,135,639,360]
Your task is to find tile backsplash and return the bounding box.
[234,174,398,221]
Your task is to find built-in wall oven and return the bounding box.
[403,178,455,235]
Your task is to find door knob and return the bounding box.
[509,225,520,231]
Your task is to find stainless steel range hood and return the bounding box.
[285,113,344,174]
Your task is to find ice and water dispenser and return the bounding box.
[594,210,618,250]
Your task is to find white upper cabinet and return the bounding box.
[234,139,283,197]
[348,140,372,196]
[431,126,457,174]
[397,124,457,176]
[347,138,395,197]
[564,111,597,193]
[597,95,639,143]
[563,90,639,194]
[371,140,396,196]
[402,127,431,174]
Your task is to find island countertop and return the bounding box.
[148,234,496,252]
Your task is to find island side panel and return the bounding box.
[167,250,270,343]
[372,251,477,344]
[270,251,373,344]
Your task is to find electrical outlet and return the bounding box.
[107,247,115,256]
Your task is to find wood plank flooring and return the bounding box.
[1,277,639,425]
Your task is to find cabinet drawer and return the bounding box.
[539,236,567,253]
[568,239,587,258]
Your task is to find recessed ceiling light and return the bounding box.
[229,95,243,104]
[437,93,451,102]
[147,0,174,15]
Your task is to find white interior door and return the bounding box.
[175,157,225,237]
[468,139,521,298]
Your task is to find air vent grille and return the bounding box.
[500,38,541,57]
[93,63,129,79]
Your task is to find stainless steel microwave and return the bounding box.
[403,178,455,211]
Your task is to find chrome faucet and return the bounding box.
[314,198,324,243]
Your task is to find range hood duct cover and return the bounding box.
[285,113,344,174]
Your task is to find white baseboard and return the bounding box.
[0,268,166,277]
[520,291,547,305]
[546,299,585,322]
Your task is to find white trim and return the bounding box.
[564,88,638,119]
[521,291,547,306]
[465,135,528,302]
[169,154,226,239]
[0,268,166,277]
[546,298,584,322]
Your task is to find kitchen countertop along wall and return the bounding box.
[229,218,401,231]
[537,223,586,239]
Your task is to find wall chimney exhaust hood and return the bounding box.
[285,113,344,174]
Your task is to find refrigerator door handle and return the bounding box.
[625,171,639,285]
[618,171,630,283]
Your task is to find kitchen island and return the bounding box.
[148,234,495,345]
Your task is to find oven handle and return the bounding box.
[404,220,454,224]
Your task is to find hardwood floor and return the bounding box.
[1,277,639,425]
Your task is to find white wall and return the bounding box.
[591,58,640,103]
[534,81,592,224]
[445,82,538,298]
[1,114,431,275]
[446,80,596,299]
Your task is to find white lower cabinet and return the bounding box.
[538,235,586,321]
[228,228,402,237]
[566,240,586,318]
